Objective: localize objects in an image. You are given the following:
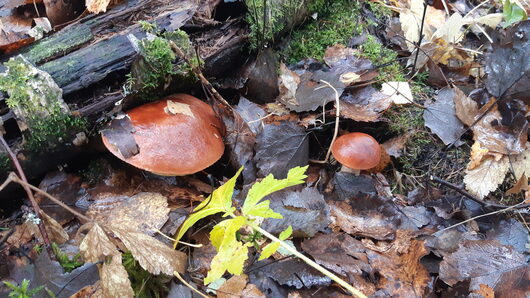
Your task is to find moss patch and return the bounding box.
[0,56,87,152]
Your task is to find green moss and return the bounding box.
[51,243,84,273]
[281,0,363,64]
[0,154,11,173]
[0,56,88,153]
[359,35,404,82]
[126,26,197,101]
[122,252,171,298]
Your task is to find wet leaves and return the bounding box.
[423,87,465,146]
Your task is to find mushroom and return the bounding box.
[101,94,224,176]
[330,132,381,172]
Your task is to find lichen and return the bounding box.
[0,56,87,152]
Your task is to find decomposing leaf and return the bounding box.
[381,81,414,105]
[36,171,84,224]
[241,48,279,104]
[34,251,99,297]
[464,155,509,199]
[41,212,69,244]
[365,238,431,297]
[423,87,465,146]
[340,86,392,122]
[327,193,417,240]
[261,187,330,237]
[165,100,194,117]
[250,258,331,290]
[87,192,169,235]
[399,0,446,51]
[236,96,266,135]
[439,240,529,295]
[301,233,376,295]
[100,254,134,298]
[486,218,529,254]
[323,45,377,84]
[330,173,377,201]
[79,223,119,263]
[241,283,266,298]
[111,226,187,275]
[217,274,248,298]
[6,221,40,248]
[254,121,309,178]
[100,116,139,159]
[485,21,530,104]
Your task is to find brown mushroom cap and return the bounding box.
[102,94,224,176]
[331,132,381,170]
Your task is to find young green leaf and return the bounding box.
[205,216,250,284]
[174,168,243,245]
[245,200,283,219]
[503,0,528,28]
[242,166,308,217]
[258,226,292,261]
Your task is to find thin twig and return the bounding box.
[430,176,530,209]
[0,136,52,255]
[309,80,340,164]
[434,201,527,235]
[411,1,428,73]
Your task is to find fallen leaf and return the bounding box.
[86,0,112,13]
[485,21,530,104]
[36,171,84,224]
[381,81,414,105]
[423,87,465,146]
[217,274,248,298]
[485,218,529,254]
[111,226,187,275]
[381,132,413,158]
[41,212,69,245]
[249,258,331,290]
[241,48,279,104]
[327,193,417,240]
[323,45,377,84]
[509,143,530,179]
[464,155,509,199]
[329,172,377,201]
[301,233,376,295]
[236,96,266,135]
[79,223,119,263]
[261,187,330,237]
[439,240,529,295]
[165,100,194,118]
[453,87,479,126]
[100,116,139,159]
[70,282,102,298]
[100,254,134,298]
[365,238,431,297]
[468,141,489,170]
[87,192,169,235]
[241,283,266,298]
[340,86,392,122]
[254,121,309,178]
[6,221,40,248]
[507,174,529,194]
[399,0,445,51]
[472,284,494,298]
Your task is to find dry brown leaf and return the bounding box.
[100,254,134,298]
[217,274,248,298]
[453,87,479,126]
[111,226,187,275]
[41,212,69,244]
[506,174,529,195]
[510,143,530,179]
[165,100,194,118]
[6,221,40,248]
[464,155,509,199]
[88,192,170,235]
[468,141,489,170]
[382,132,413,158]
[80,223,119,263]
[340,86,392,122]
[241,283,266,298]
[399,0,445,51]
[473,284,495,298]
[70,282,102,298]
[86,0,112,13]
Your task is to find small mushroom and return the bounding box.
[101,94,224,176]
[330,132,381,171]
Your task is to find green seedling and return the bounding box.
[51,243,83,273]
[3,279,54,298]
[174,166,366,297]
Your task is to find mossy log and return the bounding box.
[0,0,248,181]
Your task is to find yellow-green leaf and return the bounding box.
[246,200,283,219]
[279,226,292,240]
[242,166,307,216]
[258,242,280,261]
[210,216,247,250]
[174,168,243,245]
[205,240,250,284]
